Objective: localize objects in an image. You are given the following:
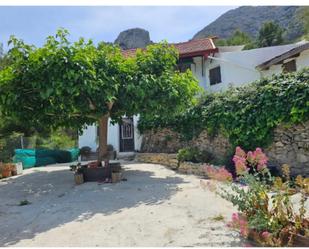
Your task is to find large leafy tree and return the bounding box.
[0,29,200,161]
[257,21,285,47]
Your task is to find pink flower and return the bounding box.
[233,155,248,175]
[204,165,232,182]
[233,146,268,174]
[246,151,254,163]
[261,231,270,239]
[227,213,249,238]
[232,212,239,221]
[235,146,246,157]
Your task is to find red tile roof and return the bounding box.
[172,38,216,57]
[122,38,217,58]
[122,48,139,58]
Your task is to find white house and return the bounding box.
[79,38,309,154]
[204,41,309,92]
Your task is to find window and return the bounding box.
[177,58,193,73]
[209,66,221,85]
[177,63,191,72]
[121,118,133,139]
[282,60,296,73]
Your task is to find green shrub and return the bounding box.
[177,147,214,163]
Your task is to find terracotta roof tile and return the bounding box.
[121,38,217,58]
[172,38,216,56]
[121,48,138,58]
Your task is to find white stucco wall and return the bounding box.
[191,43,309,93]
[78,115,141,153]
[133,115,143,152]
[191,57,207,90]
[78,124,97,151]
[261,64,282,78]
[108,120,119,152]
[296,49,309,70]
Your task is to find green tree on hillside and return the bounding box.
[215,29,256,49]
[298,7,309,40]
[0,29,200,162]
[227,29,252,45]
[215,29,252,46]
[257,21,285,47]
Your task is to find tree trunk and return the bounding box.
[98,115,109,163]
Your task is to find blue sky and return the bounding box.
[0,6,236,48]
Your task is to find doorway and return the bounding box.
[119,117,135,152]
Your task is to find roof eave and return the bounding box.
[179,48,218,59]
[256,43,309,71]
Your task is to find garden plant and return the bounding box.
[205,147,309,246]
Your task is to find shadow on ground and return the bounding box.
[0,165,187,246]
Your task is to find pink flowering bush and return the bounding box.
[232,146,268,175]
[204,165,232,182]
[227,212,249,237]
[205,146,309,246]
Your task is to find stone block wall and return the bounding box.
[140,129,231,161]
[135,153,207,177]
[265,121,309,176]
[140,121,309,176]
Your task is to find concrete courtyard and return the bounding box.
[0,162,245,247]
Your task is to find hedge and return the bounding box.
[138,68,309,150]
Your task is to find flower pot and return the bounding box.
[112,172,121,183]
[1,169,11,178]
[10,164,17,176]
[74,173,84,185]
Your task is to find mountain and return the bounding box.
[193,6,305,42]
[114,28,152,49]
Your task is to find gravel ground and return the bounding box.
[0,162,246,247]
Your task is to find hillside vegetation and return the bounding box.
[193,6,305,42]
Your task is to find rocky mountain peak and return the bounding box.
[114,28,152,49]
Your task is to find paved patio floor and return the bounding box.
[0,162,246,247]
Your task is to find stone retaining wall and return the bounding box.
[265,122,309,176]
[140,121,309,176]
[140,128,231,161]
[135,153,207,177]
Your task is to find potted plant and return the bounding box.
[80,146,92,161]
[0,163,12,178]
[107,144,117,160]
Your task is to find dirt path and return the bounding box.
[0,162,246,247]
